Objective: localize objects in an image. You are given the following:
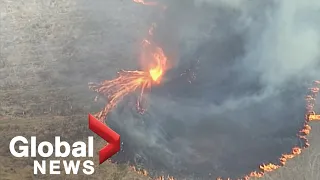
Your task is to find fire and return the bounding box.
[89,42,167,121]
[148,47,166,82]
[89,1,167,122]
[90,0,320,179]
[149,66,163,82]
[308,114,320,121]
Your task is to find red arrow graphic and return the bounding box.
[88,114,120,164]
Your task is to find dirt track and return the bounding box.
[1,0,320,180]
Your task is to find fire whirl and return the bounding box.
[89,1,167,122]
[89,0,320,179]
[89,45,167,121]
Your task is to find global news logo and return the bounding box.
[9,114,120,175]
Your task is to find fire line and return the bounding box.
[308,114,320,121]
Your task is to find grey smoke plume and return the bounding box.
[238,0,320,86]
[105,0,320,179]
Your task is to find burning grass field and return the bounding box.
[1,0,320,180]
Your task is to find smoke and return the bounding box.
[103,0,320,179]
[239,0,320,86]
[183,0,320,86]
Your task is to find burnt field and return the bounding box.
[1,0,320,180]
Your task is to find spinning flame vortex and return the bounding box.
[89,1,167,121]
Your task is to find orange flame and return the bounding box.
[308,114,320,121]
[140,38,167,83]
[148,46,166,82]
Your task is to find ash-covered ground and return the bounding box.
[1,0,320,180]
